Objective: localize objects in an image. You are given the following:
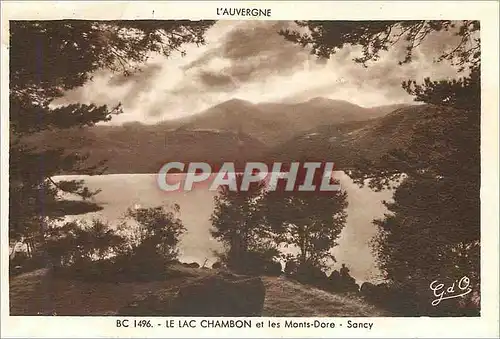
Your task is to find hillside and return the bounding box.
[181,98,408,145]
[263,276,390,316]
[9,267,391,316]
[266,103,435,169]
[21,98,415,174]
[25,125,268,174]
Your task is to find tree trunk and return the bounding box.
[25,239,32,258]
[299,235,307,265]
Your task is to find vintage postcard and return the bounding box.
[1,1,499,338]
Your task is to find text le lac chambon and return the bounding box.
[217,7,271,17]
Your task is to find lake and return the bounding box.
[55,172,392,284]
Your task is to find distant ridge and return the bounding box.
[177,97,413,145]
[267,103,452,168]
[24,98,417,174]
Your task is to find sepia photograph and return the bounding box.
[4,13,488,322]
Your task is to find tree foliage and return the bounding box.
[41,205,185,282]
[120,204,186,262]
[210,173,348,274]
[281,20,480,314]
[263,187,348,270]
[10,20,214,104]
[9,20,214,255]
[45,219,126,267]
[280,20,479,71]
[210,175,276,270]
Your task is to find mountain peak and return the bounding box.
[204,98,257,116]
[307,97,331,103]
[218,98,254,107]
[306,97,353,106]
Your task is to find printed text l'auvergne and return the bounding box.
[216,8,271,17]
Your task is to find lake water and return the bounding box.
[55,172,392,284]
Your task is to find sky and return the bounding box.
[53,20,462,125]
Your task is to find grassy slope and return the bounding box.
[9,267,391,317]
[263,276,390,317]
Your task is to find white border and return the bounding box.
[1,1,499,338]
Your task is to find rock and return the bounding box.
[183,262,200,269]
[170,273,266,316]
[284,260,297,276]
[360,282,377,297]
[211,261,223,269]
[329,270,341,280]
[351,283,361,292]
[345,277,360,292]
[264,260,282,276]
[224,251,282,277]
[295,263,327,286]
[360,282,390,302]
[326,270,342,291]
[376,282,390,294]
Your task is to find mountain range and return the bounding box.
[177,98,409,146]
[26,97,425,174]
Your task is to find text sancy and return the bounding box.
[157,162,341,192]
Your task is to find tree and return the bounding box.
[368,76,480,314]
[279,20,480,188]
[121,205,186,262]
[210,175,277,272]
[280,20,479,71]
[263,183,348,271]
[45,219,126,267]
[281,20,480,314]
[9,20,215,256]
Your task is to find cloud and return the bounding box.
[185,21,312,89]
[108,62,163,89]
[281,30,461,106]
[197,71,236,89]
[52,20,469,124]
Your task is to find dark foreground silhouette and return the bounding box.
[9,258,478,317]
[119,272,265,316]
[10,264,391,317]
